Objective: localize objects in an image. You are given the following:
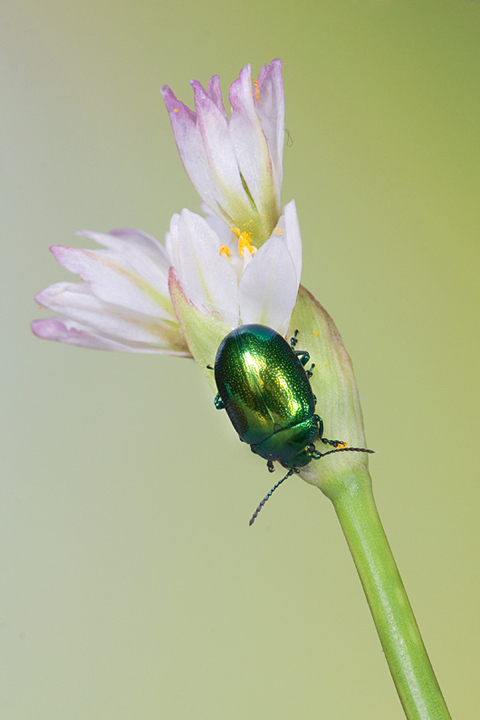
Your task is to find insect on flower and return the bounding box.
[210,324,374,525]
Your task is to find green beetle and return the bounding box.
[212,324,373,524]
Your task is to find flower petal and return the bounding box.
[167,209,239,328]
[31,317,190,355]
[238,230,298,335]
[200,202,236,247]
[161,85,226,218]
[228,64,278,227]
[35,281,182,348]
[206,75,227,117]
[50,243,174,320]
[168,268,231,389]
[278,199,302,287]
[190,80,252,219]
[256,59,284,200]
[80,228,173,278]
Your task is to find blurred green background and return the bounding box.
[2,0,479,718]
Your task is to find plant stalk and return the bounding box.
[327,470,451,720]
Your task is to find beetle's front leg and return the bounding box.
[321,437,348,448]
[267,460,275,473]
[317,411,346,447]
[314,414,324,440]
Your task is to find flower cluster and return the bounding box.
[32,60,302,356]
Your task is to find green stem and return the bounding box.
[326,470,451,720]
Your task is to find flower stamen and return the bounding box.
[219,244,230,258]
[231,229,257,258]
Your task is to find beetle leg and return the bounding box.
[306,443,321,459]
[267,460,275,473]
[290,330,314,371]
[293,349,310,367]
[306,362,316,378]
[321,437,348,448]
[314,414,324,440]
[213,393,225,410]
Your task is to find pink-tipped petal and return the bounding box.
[207,75,227,117]
[256,59,284,198]
[35,281,176,346]
[191,80,248,207]
[32,317,190,355]
[228,65,278,225]
[229,67,269,193]
[161,85,196,124]
[161,85,223,215]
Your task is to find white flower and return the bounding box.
[32,229,190,355]
[33,60,301,357]
[161,60,284,245]
[32,201,302,353]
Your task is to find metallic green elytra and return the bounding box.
[214,324,321,468]
[212,324,374,525]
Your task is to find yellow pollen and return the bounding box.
[324,361,327,366]
[230,226,258,257]
[254,80,260,101]
[274,227,283,235]
[173,108,179,113]
[38,305,43,311]
[219,244,230,257]
[237,231,257,258]
[313,329,319,336]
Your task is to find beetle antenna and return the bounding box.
[249,468,295,526]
